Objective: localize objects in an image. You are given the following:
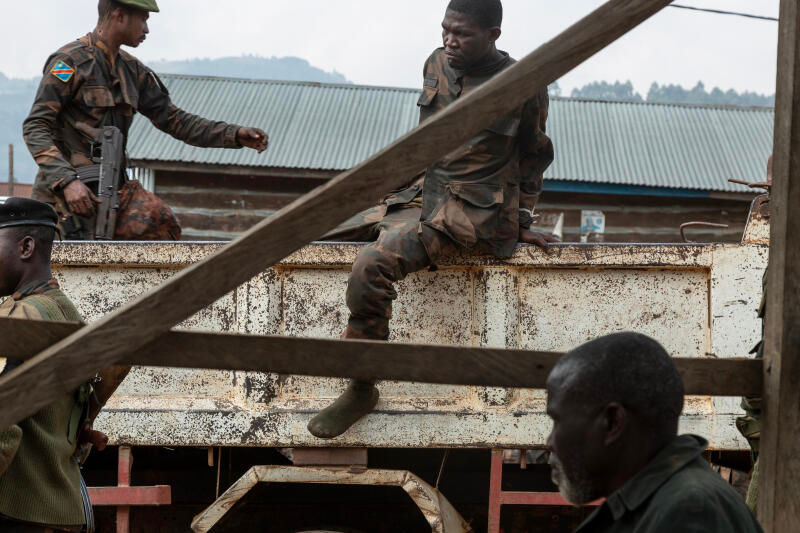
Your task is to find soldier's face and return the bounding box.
[545,369,607,505]
[441,10,500,70]
[120,9,150,48]
[0,230,22,297]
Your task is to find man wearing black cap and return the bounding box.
[0,198,97,532]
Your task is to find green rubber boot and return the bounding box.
[307,380,379,439]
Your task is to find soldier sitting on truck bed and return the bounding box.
[23,0,269,240]
[309,0,555,439]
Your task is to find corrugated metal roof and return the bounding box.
[128,75,420,171]
[128,74,774,193]
[546,98,774,193]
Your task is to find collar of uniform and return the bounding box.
[12,279,60,301]
[452,50,512,78]
[92,31,118,68]
[602,434,708,521]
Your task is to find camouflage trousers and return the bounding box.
[323,204,457,340]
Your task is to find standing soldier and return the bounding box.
[23,0,268,240]
[0,198,105,532]
[309,0,555,439]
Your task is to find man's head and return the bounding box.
[545,333,684,505]
[442,0,503,70]
[97,0,159,48]
[0,199,58,297]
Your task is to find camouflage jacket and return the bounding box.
[414,48,553,258]
[23,32,243,204]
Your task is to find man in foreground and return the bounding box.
[309,0,555,439]
[23,0,268,239]
[546,332,763,532]
[0,198,104,532]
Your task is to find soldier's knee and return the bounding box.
[346,247,396,311]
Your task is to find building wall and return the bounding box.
[154,169,330,240]
[0,182,32,198]
[154,169,755,243]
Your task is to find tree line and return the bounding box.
[550,80,775,107]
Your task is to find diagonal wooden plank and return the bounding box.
[0,318,763,397]
[0,0,674,428]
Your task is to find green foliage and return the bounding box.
[647,81,774,107]
[566,79,775,107]
[570,80,644,102]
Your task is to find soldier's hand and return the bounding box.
[237,127,269,153]
[519,227,556,255]
[64,179,101,218]
[77,423,109,452]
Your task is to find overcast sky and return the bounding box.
[1,1,780,95]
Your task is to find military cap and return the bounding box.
[0,198,59,230]
[117,0,159,12]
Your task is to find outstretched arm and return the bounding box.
[138,70,268,153]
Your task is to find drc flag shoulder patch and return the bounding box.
[50,61,75,83]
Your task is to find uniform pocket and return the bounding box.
[430,182,504,246]
[417,85,437,107]
[81,86,115,108]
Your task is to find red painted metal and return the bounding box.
[487,448,602,532]
[88,486,172,506]
[117,446,132,533]
[87,446,172,533]
[488,450,503,533]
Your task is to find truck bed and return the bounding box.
[49,241,767,450]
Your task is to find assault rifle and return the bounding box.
[74,125,125,240]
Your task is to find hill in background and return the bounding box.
[0,56,350,184]
[148,56,349,84]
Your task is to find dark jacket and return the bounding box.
[0,280,88,528]
[576,435,763,533]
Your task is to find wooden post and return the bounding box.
[758,0,800,529]
[0,0,674,429]
[7,144,13,197]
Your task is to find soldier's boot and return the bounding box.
[307,379,379,439]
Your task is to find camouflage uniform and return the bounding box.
[737,271,766,512]
[23,32,243,238]
[326,48,553,340]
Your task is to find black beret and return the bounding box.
[0,197,58,230]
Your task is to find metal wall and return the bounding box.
[47,241,767,450]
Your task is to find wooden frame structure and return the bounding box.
[0,0,795,529]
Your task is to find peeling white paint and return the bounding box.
[50,241,767,450]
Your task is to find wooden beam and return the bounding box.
[0,0,673,429]
[0,318,763,396]
[758,0,800,528]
